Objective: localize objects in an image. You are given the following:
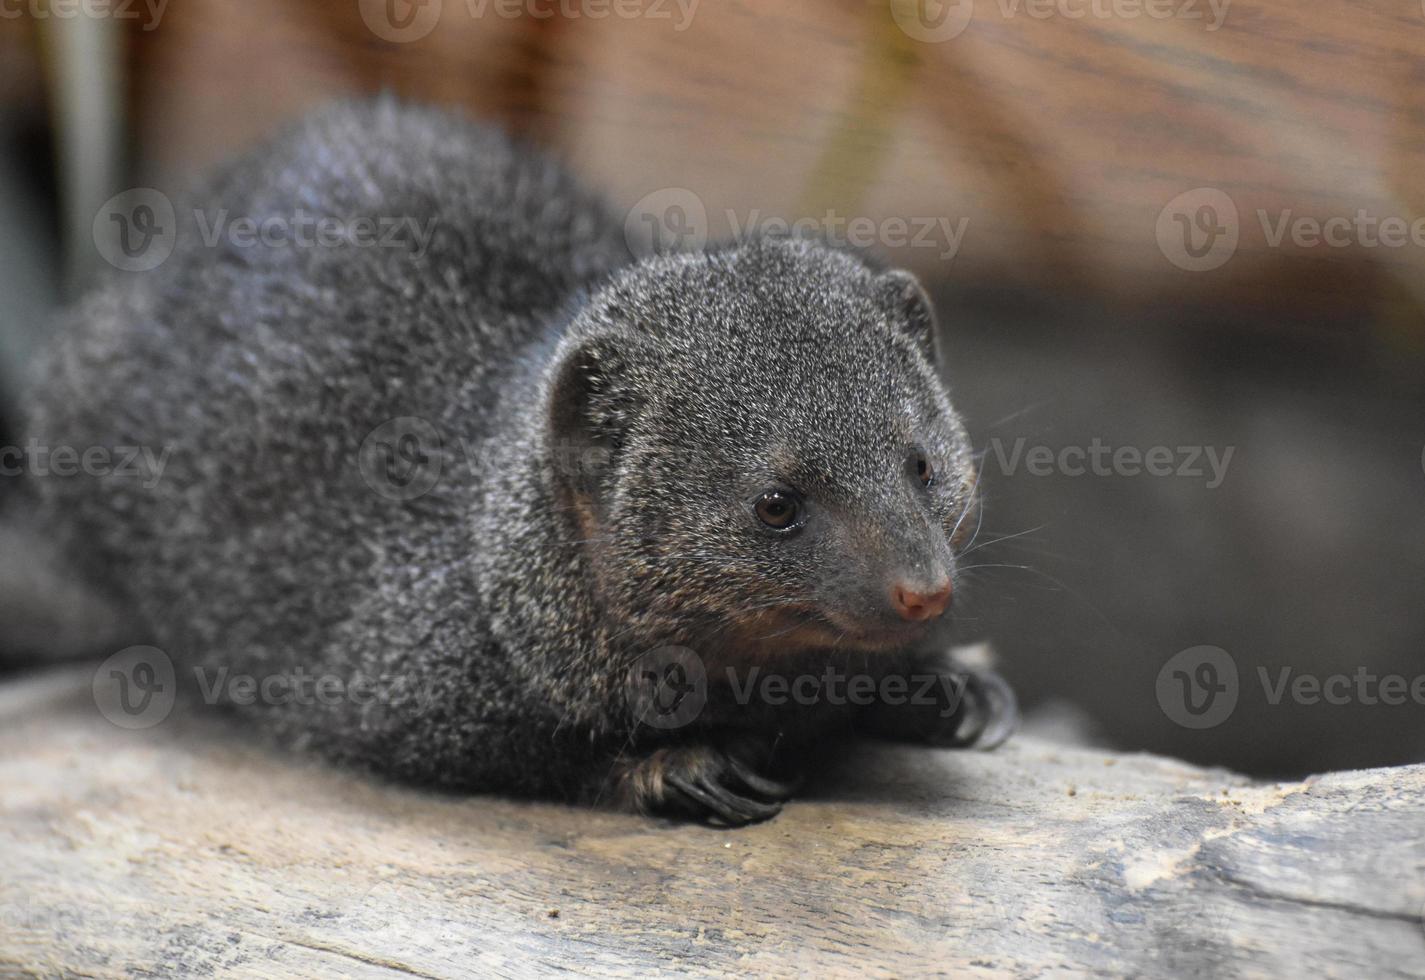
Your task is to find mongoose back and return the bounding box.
[13,100,1015,824]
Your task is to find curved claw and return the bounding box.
[967,669,1019,751]
[614,742,796,826]
[667,771,783,826]
[724,754,800,801]
[924,668,1019,749]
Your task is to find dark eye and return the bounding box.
[754,490,802,530]
[913,450,934,488]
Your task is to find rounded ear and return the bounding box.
[545,328,644,503]
[878,269,941,368]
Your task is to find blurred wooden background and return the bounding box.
[5,0,1425,339]
[112,0,1425,342]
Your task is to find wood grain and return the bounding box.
[3,668,1423,976]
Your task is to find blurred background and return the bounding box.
[1,0,1423,777]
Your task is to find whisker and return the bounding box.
[957,523,1047,560]
[956,490,987,556]
[948,464,985,545]
[980,398,1055,432]
[954,562,1127,639]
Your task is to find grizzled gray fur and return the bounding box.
[12,100,1015,824]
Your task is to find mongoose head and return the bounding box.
[545,237,979,659]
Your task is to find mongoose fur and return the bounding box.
[13,100,1016,824]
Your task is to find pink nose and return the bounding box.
[891,580,953,621]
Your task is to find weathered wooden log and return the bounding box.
[2,667,1422,977]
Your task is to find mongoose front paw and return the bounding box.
[858,664,1020,750]
[934,667,1020,750]
[617,743,798,827]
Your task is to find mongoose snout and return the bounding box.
[890,579,953,621]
